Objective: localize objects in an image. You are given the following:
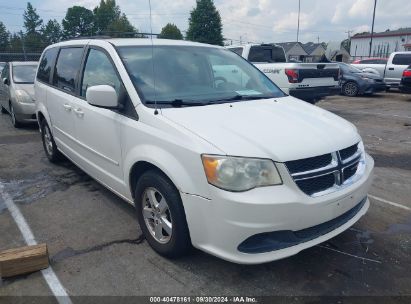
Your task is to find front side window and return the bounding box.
[12,65,38,84]
[392,54,411,65]
[37,47,58,83]
[118,45,285,107]
[81,49,121,97]
[53,47,84,92]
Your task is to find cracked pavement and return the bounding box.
[0,91,410,297]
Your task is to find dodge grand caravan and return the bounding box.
[35,39,374,264]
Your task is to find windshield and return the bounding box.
[340,63,362,74]
[12,65,38,84]
[117,45,285,107]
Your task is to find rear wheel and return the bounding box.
[40,119,62,163]
[134,170,191,258]
[342,81,359,97]
[10,103,22,128]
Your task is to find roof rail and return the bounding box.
[64,35,113,41]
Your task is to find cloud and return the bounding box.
[1,0,411,44]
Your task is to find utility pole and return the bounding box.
[317,36,320,44]
[20,31,27,61]
[296,0,301,42]
[369,0,377,57]
[345,30,353,39]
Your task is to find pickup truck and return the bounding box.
[351,52,411,89]
[226,44,340,103]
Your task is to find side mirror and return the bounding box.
[3,78,9,85]
[86,85,118,108]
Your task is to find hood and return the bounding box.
[162,96,361,162]
[360,72,383,80]
[14,83,35,101]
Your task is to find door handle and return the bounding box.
[73,108,84,117]
[63,104,72,111]
[388,68,394,70]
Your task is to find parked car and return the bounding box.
[350,52,411,89]
[0,61,38,127]
[35,38,374,264]
[399,65,411,93]
[338,62,386,97]
[0,62,6,72]
[352,58,388,65]
[227,44,340,103]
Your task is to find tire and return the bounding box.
[134,170,191,258]
[40,119,62,163]
[385,87,390,92]
[9,103,22,128]
[342,81,359,97]
[1,106,7,114]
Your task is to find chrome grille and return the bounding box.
[285,143,364,196]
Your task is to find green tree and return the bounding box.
[159,23,183,40]
[186,0,223,46]
[106,13,136,37]
[9,32,23,52]
[62,6,95,38]
[23,2,43,34]
[0,21,9,51]
[93,0,136,37]
[41,19,62,45]
[93,0,120,33]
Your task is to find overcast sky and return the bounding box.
[0,0,410,44]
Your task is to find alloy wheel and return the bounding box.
[142,187,173,244]
[43,125,54,156]
[344,82,358,96]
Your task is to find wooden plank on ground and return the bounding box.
[0,243,49,278]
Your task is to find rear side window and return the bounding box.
[53,47,84,92]
[81,49,121,97]
[248,46,286,63]
[37,48,58,83]
[229,47,243,56]
[392,54,411,65]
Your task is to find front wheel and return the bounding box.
[40,119,62,163]
[134,170,191,258]
[342,81,359,97]
[10,103,22,128]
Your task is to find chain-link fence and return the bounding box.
[0,52,42,62]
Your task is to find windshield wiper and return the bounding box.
[145,99,208,107]
[211,94,274,103]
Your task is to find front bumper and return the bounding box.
[289,86,340,102]
[182,154,374,264]
[12,101,36,122]
[362,82,387,94]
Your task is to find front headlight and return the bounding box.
[201,155,282,192]
[15,89,33,103]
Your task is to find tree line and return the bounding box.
[0,0,224,54]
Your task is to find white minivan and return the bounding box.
[35,38,374,264]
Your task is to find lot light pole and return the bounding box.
[297,0,301,42]
[369,0,377,57]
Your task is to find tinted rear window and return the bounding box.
[248,46,286,63]
[37,48,58,83]
[392,54,411,65]
[53,47,84,92]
